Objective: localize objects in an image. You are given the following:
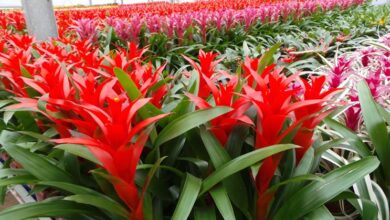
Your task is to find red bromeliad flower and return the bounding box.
[0,35,35,97]
[125,63,168,108]
[0,37,169,219]
[51,96,168,220]
[293,76,340,160]
[242,57,340,219]
[183,49,222,98]
[186,75,253,145]
[101,42,148,76]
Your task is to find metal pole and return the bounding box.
[21,0,58,41]
[89,0,92,6]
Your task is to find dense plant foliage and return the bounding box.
[0,0,388,219]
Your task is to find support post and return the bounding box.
[89,0,93,6]
[21,0,58,41]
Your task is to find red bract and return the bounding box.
[52,97,168,220]
[102,47,168,108]
[0,36,169,219]
[293,76,340,160]
[242,57,339,219]
[101,42,148,76]
[0,35,35,97]
[7,12,26,31]
[0,12,7,29]
[126,63,168,108]
[183,49,222,98]
[187,75,253,145]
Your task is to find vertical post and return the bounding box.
[21,0,58,41]
[89,0,93,6]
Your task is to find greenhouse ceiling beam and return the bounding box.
[21,0,58,41]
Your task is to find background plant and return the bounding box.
[0,1,388,219]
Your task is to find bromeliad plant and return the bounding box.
[0,31,384,219]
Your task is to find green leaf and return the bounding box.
[371,181,389,220]
[0,100,13,109]
[242,41,251,57]
[0,175,37,186]
[155,107,232,147]
[143,157,167,190]
[178,157,208,173]
[315,138,350,156]
[358,81,390,184]
[324,118,371,157]
[0,132,74,183]
[361,199,379,220]
[257,42,282,74]
[304,206,334,220]
[274,157,380,219]
[17,131,50,142]
[55,144,101,165]
[376,103,390,125]
[268,148,316,219]
[209,185,236,220]
[14,111,39,132]
[0,169,29,178]
[114,68,142,99]
[37,181,103,195]
[200,128,231,167]
[194,207,216,220]
[348,198,379,220]
[172,174,202,220]
[64,194,129,219]
[200,128,250,217]
[0,186,6,205]
[114,67,162,119]
[200,144,297,194]
[3,111,14,125]
[0,200,103,219]
[266,174,324,193]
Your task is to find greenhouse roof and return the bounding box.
[0,0,185,8]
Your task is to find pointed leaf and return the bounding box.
[155,107,232,147]
[210,185,235,220]
[0,131,74,183]
[56,144,101,165]
[0,200,103,219]
[274,157,380,219]
[358,81,390,184]
[172,174,202,220]
[64,194,129,219]
[200,144,297,194]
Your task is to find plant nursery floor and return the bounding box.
[0,193,18,211]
